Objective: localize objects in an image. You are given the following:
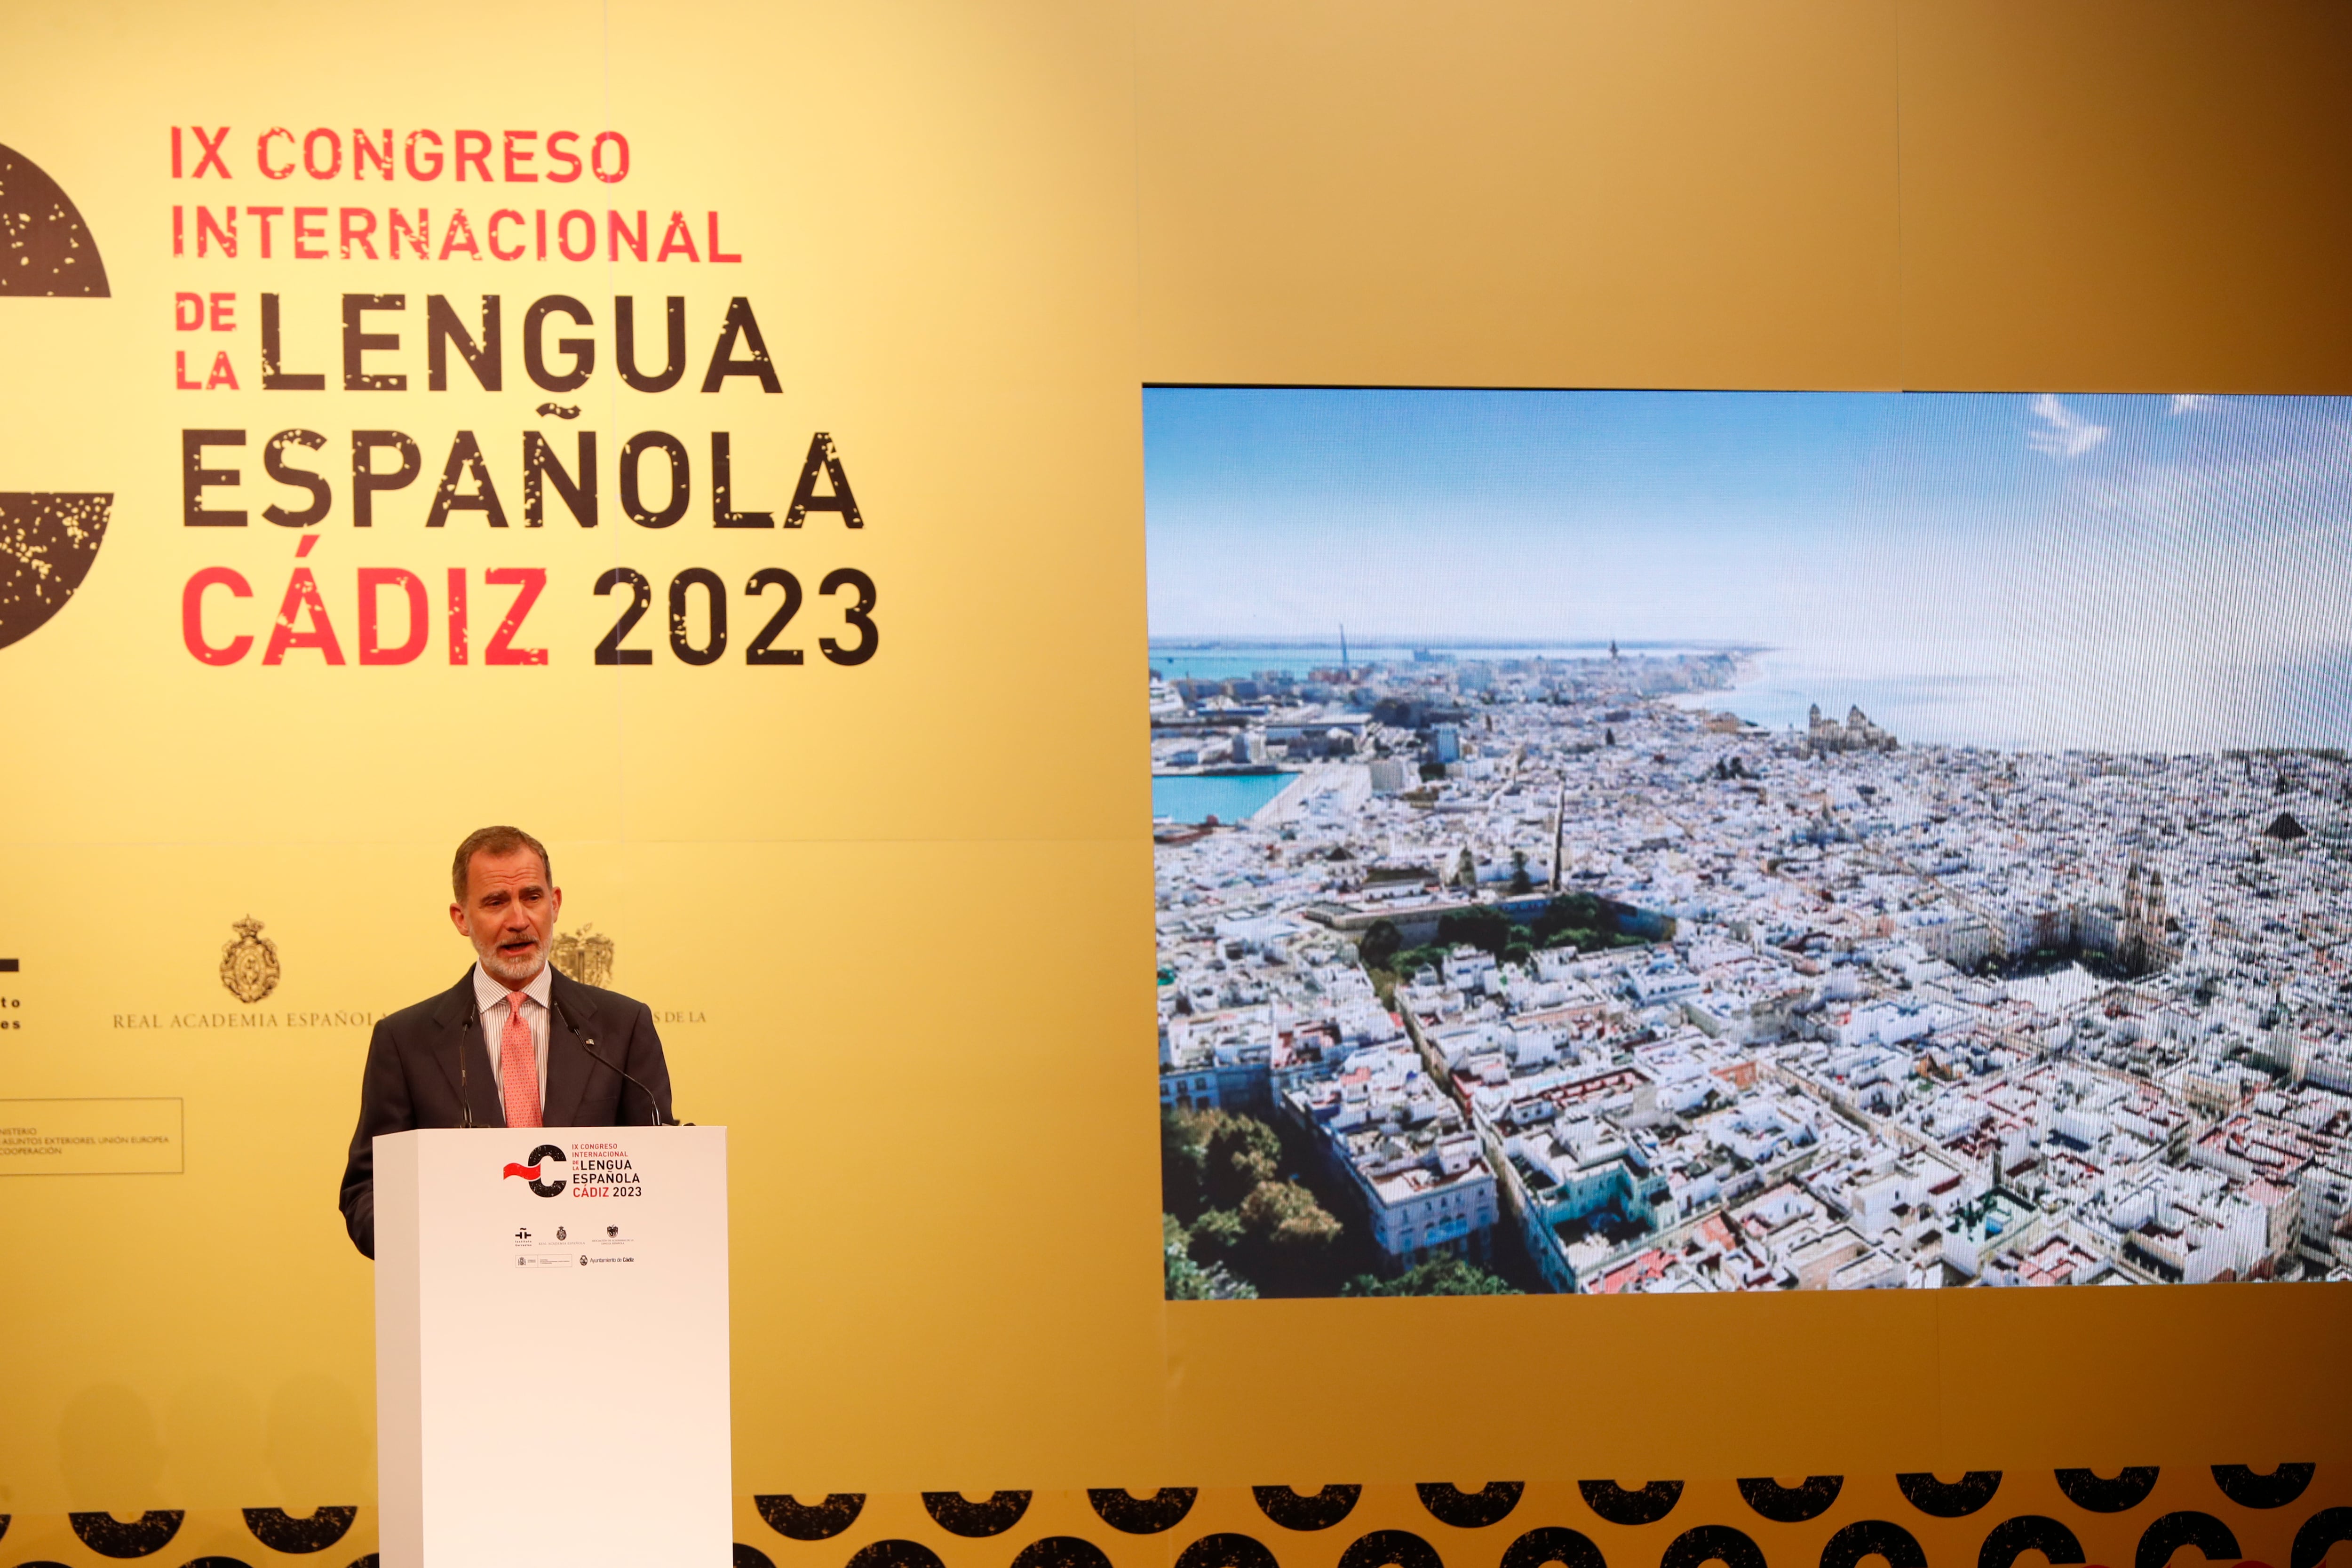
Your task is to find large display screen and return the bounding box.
[1149,387,2352,1299]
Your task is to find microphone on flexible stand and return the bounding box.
[549,994,678,1127]
[460,1017,474,1129]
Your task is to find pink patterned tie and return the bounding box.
[499,991,541,1128]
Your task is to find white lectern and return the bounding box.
[373,1127,731,1568]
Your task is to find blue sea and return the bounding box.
[1690,645,2352,754]
[1148,640,1734,684]
[1152,772,1295,823]
[1151,637,2352,754]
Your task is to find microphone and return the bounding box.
[460,1015,474,1129]
[549,994,675,1127]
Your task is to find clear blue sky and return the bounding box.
[1143,388,2352,748]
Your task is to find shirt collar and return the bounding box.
[472,960,554,1013]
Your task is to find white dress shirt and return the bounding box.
[471,962,551,1117]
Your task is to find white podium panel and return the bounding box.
[374,1127,731,1568]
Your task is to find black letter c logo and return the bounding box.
[527,1142,567,1197]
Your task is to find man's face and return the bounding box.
[449,847,563,988]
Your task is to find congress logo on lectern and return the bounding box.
[1,143,114,656]
[502,1143,569,1197]
[218,916,281,1003]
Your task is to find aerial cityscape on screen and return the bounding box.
[1147,389,2352,1298]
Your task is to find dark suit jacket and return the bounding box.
[338,967,675,1258]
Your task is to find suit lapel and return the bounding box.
[431,970,507,1129]
[541,971,595,1127]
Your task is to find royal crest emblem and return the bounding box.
[550,924,614,988]
[219,915,280,1004]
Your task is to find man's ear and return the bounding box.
[448,901,469,936]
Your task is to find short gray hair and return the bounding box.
[451,825,551,902]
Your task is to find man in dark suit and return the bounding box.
[338,825,674,1258]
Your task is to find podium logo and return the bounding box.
[502,1142,568,1197]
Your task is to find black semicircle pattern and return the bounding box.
[67,1512,184,1559]
[921,1493,1034,1539]
[1820,1520,1926,1568]
[2054,1470,2160,1515]
[0,493,112,653]
[1660,1524,1765,1568]
[241,1507,356,1554]
[0,143,110,295]
[1738,1478,1843,1524]
[1580,1483,1685,1528]
[755,1494,867,1541]
[1502,1527,1607,1568]
[1418,1485,1526,1529]
[2133,1511,2241,1568]
[1010,1537,1115,1568]
[1338,1530,1444,1568]
[1176,1532,1281,1568]
[845,1542,948,1568]
[2211,1465,2314,1511]
[1254,1487,1363,1531]
[1088,1489,1200,1535]
[1979,1515,2086,1568]
[1896,1474,2003,1519]
[2290,1506,2352,1568]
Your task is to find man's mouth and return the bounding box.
[499,939,537,956]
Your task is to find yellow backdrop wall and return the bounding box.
[0,3,2346,1566]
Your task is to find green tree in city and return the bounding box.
[1340,1257,1521,1296]
[1359,918,1404,974]
[1163,1211,1257,1300]
[1164,1212,1215,1299]
[1161,1108,1211,1219]
[1240,1178,1341,1248]
[1435,904,1513,959]
[1188,1207,1246,1266]
[1165,1106,1287,1216]
[1393,944,1447,979]
[1528,892,1614,951]
[1237,1178,1343,1292]
[1509,850,1534,896]
[1203,1115,1283,1208]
